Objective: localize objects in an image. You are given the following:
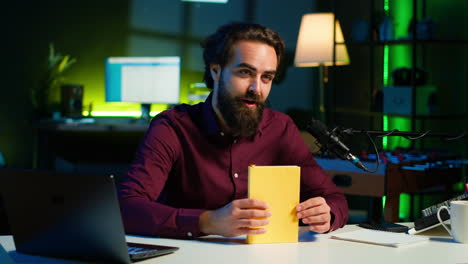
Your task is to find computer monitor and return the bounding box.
[105,56,181,119]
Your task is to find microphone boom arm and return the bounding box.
[341,129,468,141]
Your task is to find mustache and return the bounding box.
[237,90,262,104]
[245,90,258,100]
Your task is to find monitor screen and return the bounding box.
[105,57,181,105]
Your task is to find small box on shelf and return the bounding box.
[383,85,436,116]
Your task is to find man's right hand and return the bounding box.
[199,198,271,237]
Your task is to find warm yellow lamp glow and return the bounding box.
[294,13,349,67]
[294,13,349,123]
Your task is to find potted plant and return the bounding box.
[31,43,76,119]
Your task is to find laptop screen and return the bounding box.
[0,169,131,263]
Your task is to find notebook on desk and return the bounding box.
[0,169,178,263]
[331,228,428,248]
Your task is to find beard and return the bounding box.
[217,76,265,137]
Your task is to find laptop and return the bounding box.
[0,169,178,263]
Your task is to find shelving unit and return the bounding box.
[323,0,467,221]
[328,0,467,154]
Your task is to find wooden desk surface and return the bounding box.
[1,224,467,264]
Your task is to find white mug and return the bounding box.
[437,200,468,243]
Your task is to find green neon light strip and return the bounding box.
[383,46,389,86]
[82,111,161,117]
[399,193,410,220]
[383,115,388,148]
[382,0,412,220]
[382,45,389,149]
[384,0,390,14]
[381,0,390,149]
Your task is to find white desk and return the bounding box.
[1,224,467,264]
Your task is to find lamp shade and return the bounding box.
[294,13,350,67]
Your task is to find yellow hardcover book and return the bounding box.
[247,165,300,244]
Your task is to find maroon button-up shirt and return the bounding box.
[118,94,348,238]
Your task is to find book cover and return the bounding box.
[247,165,300,244]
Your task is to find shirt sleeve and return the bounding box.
[118,116,205,239]
[280,116,349,231]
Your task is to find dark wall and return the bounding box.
[2,2,37,169]
[1,0,128,168]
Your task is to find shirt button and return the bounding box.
[233,139,237,144]
[234,173,239,178]
[187,232,192,237]
[220,132,225,136]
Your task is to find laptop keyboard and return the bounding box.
[128,246,160,260]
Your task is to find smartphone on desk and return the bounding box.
[358,221,408,233]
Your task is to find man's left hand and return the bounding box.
[296,197,331,233]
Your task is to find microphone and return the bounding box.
[306,119,367,171]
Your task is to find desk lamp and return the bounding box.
[294,13,349,123]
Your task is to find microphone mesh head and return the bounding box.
[307,119,329,138]
[306,119,331,154]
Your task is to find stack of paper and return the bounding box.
[331,228,429,248]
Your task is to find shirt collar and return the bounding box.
[201,92,222,136]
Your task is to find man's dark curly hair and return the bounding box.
[201,22,285,89]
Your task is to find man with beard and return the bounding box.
[118,22,348,238]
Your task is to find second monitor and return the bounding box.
[105,56,181,120]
